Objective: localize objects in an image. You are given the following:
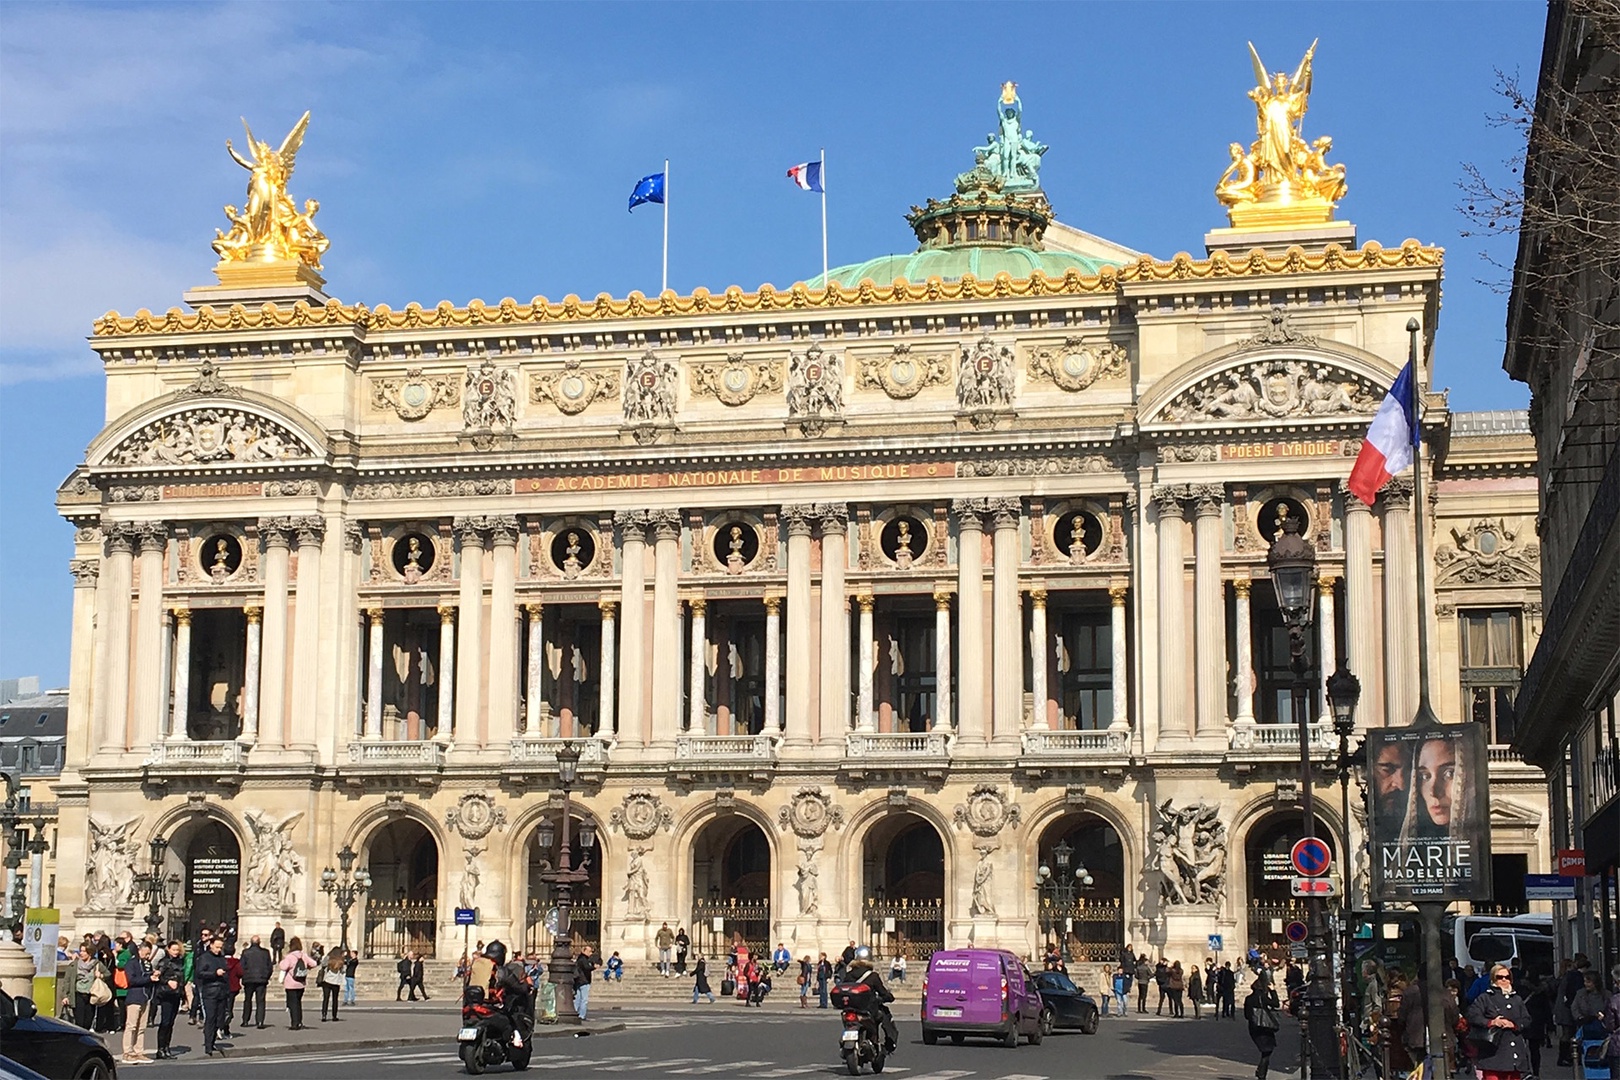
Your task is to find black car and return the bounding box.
[1031,970,1100,1035]
[0,990,118,1079]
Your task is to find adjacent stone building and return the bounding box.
[48,76,1548,966]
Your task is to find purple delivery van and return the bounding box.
[920,948,1043,1047]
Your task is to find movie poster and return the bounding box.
[1367,723,1492,903]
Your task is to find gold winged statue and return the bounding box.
[1216,40,1346,227]
[212,111,329,270]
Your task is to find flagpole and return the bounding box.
[661,158,670,295]
[820,147,828,285]
[1407,317,1439,727]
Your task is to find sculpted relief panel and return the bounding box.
[531,358,621,416]
[1160,359,1379,424]
[1027,337,1128,392]
[107,408,316,466]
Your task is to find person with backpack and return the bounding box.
[278,935,316,1030]
[1245,969,1283,1080]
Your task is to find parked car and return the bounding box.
[920,948,1044,1047]
[1031,969,1100,1035]
[0,990,118,1079]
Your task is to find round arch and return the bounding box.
[511,807,606,955]
[162,816,243,945]
[1239,806,1338,957]
[353,809,444,960]
[85,384,330,469]
[850,805,950,960]
[1032,810,1128,963]
[681,805,777,958]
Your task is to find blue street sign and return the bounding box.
[1290,837,1332,877]
[1523,874,1576,901]
[454,907,477,925]
[1285,920,1310,944]
[1208,934,1223,952]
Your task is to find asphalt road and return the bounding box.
[138,1003,1297,1079]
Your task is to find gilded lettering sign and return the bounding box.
[514,461,954,494]
[1220,440,1343,460]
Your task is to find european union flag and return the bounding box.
[628,172,665,212]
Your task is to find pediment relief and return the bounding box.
[1435,518,1539,585]
[101,405,320,467]
[1150,356,1382,426]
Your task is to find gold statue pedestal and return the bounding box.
[184,257,329,309]
[1205,215,1357,257]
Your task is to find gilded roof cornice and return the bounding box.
[91,240,1442,341]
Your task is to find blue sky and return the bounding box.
[0,1,1544,685]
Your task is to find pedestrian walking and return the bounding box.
[656,922,675,976]
[410,952,429,999]
[239,934,272,1029]
[319,949,344,1021]
[572,944,598,1021]
[221,943,241,1038]
[343,950,359,1006]
[674,927,690,975]
[799,956,813,1008]
[1135,955,1153,1013]
[195,938,230,1056]
[397,952,414,999]
[1244,970,1282,1080]
[120,941,156,1065]
[1112,964,1130,1016]
[269,922,285,963]
[152,940,186,1060]
[1188,963,1204,1020]
[1466,964,1533,1080]
[71,946,99,1029]
[690,954,715,1004]
[278,936,316,1030]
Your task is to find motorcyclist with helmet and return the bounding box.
[475,940,533,1049]
[843,946,898,1054]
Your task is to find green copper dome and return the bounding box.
[811,245,1114,288]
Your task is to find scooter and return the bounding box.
[832,982,890,1076]
[456,984,533,1074]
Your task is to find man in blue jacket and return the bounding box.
[120,941,157,1065]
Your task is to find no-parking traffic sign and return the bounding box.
[1290,837,1332,877]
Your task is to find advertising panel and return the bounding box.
[1367,723,1492,903]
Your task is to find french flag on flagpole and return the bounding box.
[786,160,824,192]
[1347,360,1420,506]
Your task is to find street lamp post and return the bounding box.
[319,845,372,952]
[133,836,182,938]
[1267,506,1338,1079]
[1034,839,1093,966]
[539,743,593,1023]
[1326,664,1363,1030]
[0,770,22,926]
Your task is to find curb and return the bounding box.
[202,1022,627,1060]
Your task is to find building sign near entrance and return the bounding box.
[1220,439,1346,461]
[1557,849,1586,877]
[190,856,240,897]
[515,461,956,494]
[1261,852,1294,882]
[1367,723,1492,903]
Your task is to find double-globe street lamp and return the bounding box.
[133,836,184,938]
[1035,838,1094,966]
[320,845,372,951]
[537,742,594,1024]
[1325,664,1364,1030]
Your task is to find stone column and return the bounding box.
[289,516,325,751]
[763,595,782,733]
[1029,587,1049,729]
[952,499,988,745]
[257,519,293,750]
[364,608,385,738]
[93,528,135,754]
[66,559,99,769]
[688,597,708,734]
[1108,584,1130,732]
[437,604,456,740]
[782,505,815,746]
[169,608,191,740]
[1153,487,1191,741]
[1191,485,1228,741]
[130,523,168,750]
[990,498,1023,741]
[158,609,173,743]
[856,593,875,732]
[614,512,649,746]
[817,503,850,736]
[649,509,683,745]
[1381,479,1418,727]
[454,518,487,745]
[524,603,543,736]
[596,599,616,740]
[1342,485,1382,728]
[934,587,953,731]
[1232,578,1256,726]
[1317,575,1339,723]
[485,517,520,746]
[241,605,262,743]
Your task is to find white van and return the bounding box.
[1445,913,1555,975]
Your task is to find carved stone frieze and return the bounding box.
[462,358,517,436]
[373,368,460,421]
[777,786,845,839]
[352,479,512,500]
[1236,305,1319,350]
[858,344,950,400]
[1027,337,1128,392]
[1161,359,1378,424]
[107,408,316,466]
[108,485,161,502]
[1158,444,1219,463]
[622,350,679,424]
[1435,518,1540,584]
[609,788,674,840]
[445,792,508,841]
[263,479,320,497]
[689,354,783,406]
[956,335,1016,412]
[531,358,621,415]
[953,785,1022,837]
[958,455,1113,477]
[786,343,843,429]
[174,360,243,399]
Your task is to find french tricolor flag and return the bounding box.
[1347,360,1420,506]
[786,160,824,193]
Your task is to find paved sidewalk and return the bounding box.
[145,1000,624,1061]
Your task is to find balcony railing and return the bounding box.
[508,737,608,767]
[1228,721,1335,753]
[674,733,780,762]
[346,740,446,767]
[845,730,953,758]
[146,740,246,767]
[1021,728,1130,756]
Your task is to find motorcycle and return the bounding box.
[457,984,533,1074]
[832,982,890,1076]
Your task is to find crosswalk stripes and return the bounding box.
[668,1061,772,1074]
[616,1058,709,1070]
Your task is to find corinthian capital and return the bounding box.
[258,517,295,549]
[103,524,137,557]
[951,498,989,530]
[344,521,365,553]
[987,497,1022,529]
[647,508,683,542]
[486,515,521,547]
[136,521,169,553]
[1381,477,1414,510]
[781,503,818,538]
[290,515,326,548]
[453,516,488,547]
[1189,484,1225,518]
[814,502,849,535]
[612,509,651,544]
[1151,486,1190,519]
[70,559,101,585]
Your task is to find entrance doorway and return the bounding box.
[863,814,946,959]
[363,819,439,958]
[690,818,772,956]
[167,819,241,943]
[1035,813,1126,962]
[524,814,602,953]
